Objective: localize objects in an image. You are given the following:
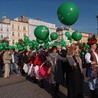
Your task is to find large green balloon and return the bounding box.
[34,25,49,40]
[57,2,79,26]
[72,30,82,41]
[50,32,58,40]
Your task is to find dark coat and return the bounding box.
[0,54,4,67]
[66,56,84,98]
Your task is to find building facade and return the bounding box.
[10,20,29,45]
[0,16,93,46]
[0,22,10,41]
[15,16,57,40]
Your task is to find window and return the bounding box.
[23,26,26,30]
[18,25,20,30]
[7,35,9,38]
[24,33,26,37]
[12,40,15,44]
[12,24,14,28]
[7,28,9,32]
[1,27,3,31]
[12,32,14,36]
[18,32,20,37]
[1,35,3,38]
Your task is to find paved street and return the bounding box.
[0,75,92,98]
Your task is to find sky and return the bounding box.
[0,0,98,34]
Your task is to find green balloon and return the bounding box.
[24,36,29,42]
[0,46,3,50]
[34,25,49,40]
[85,49,88,53]
[81,52,85,56]
[8,46,13,50]
[72,30,82,41]
[3,42,7,46]
[57,2,79,26]
[70,39,73,43]
[15,42,19,46]
[0,43,3,46]
[85,44,90,49]
[50,32,58,40]
[65,32,70,37]
[23,46,27,50]
[36,39,44,44]
[44,37,49,43]
[68,35,72,40]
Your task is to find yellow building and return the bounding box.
[79,32,90,43]
[10,20,29,45]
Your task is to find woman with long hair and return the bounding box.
[66,43,84,98]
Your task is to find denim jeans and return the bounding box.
[11,63,18,74]
[88,78,98,90]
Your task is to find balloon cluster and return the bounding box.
[65,30,82,43]
[0,42,8,51]
[60,38,66,47]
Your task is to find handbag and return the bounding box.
[47,67,51,74]
[28,64,34,76]
[23,63,29,73]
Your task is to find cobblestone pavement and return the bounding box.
[0,75,92,98]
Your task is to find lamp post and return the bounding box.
[96,15,98,34]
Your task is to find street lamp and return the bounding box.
[96,15,98,34]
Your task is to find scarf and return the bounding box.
[49,53,58,66]
[75,56,83,73]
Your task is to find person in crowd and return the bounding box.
[29,50,37,82]
[66,43,84,98]
[23,50,30,77]
[14,49,19,67]
[47,46,66,98]
[18,50,24,76]
[38,45,44,54]
[44,48,49,56]
[10,49,20,76]
[85,35,98,98]
[57,45,62,55]
[33,50,47,88]
[3,49,12,78]
[60,47,67,82]
[0,51,4,77]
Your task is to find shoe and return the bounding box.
[16,74,21,76]
[4,76,9,79]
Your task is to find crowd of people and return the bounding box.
[0,35,98,98]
